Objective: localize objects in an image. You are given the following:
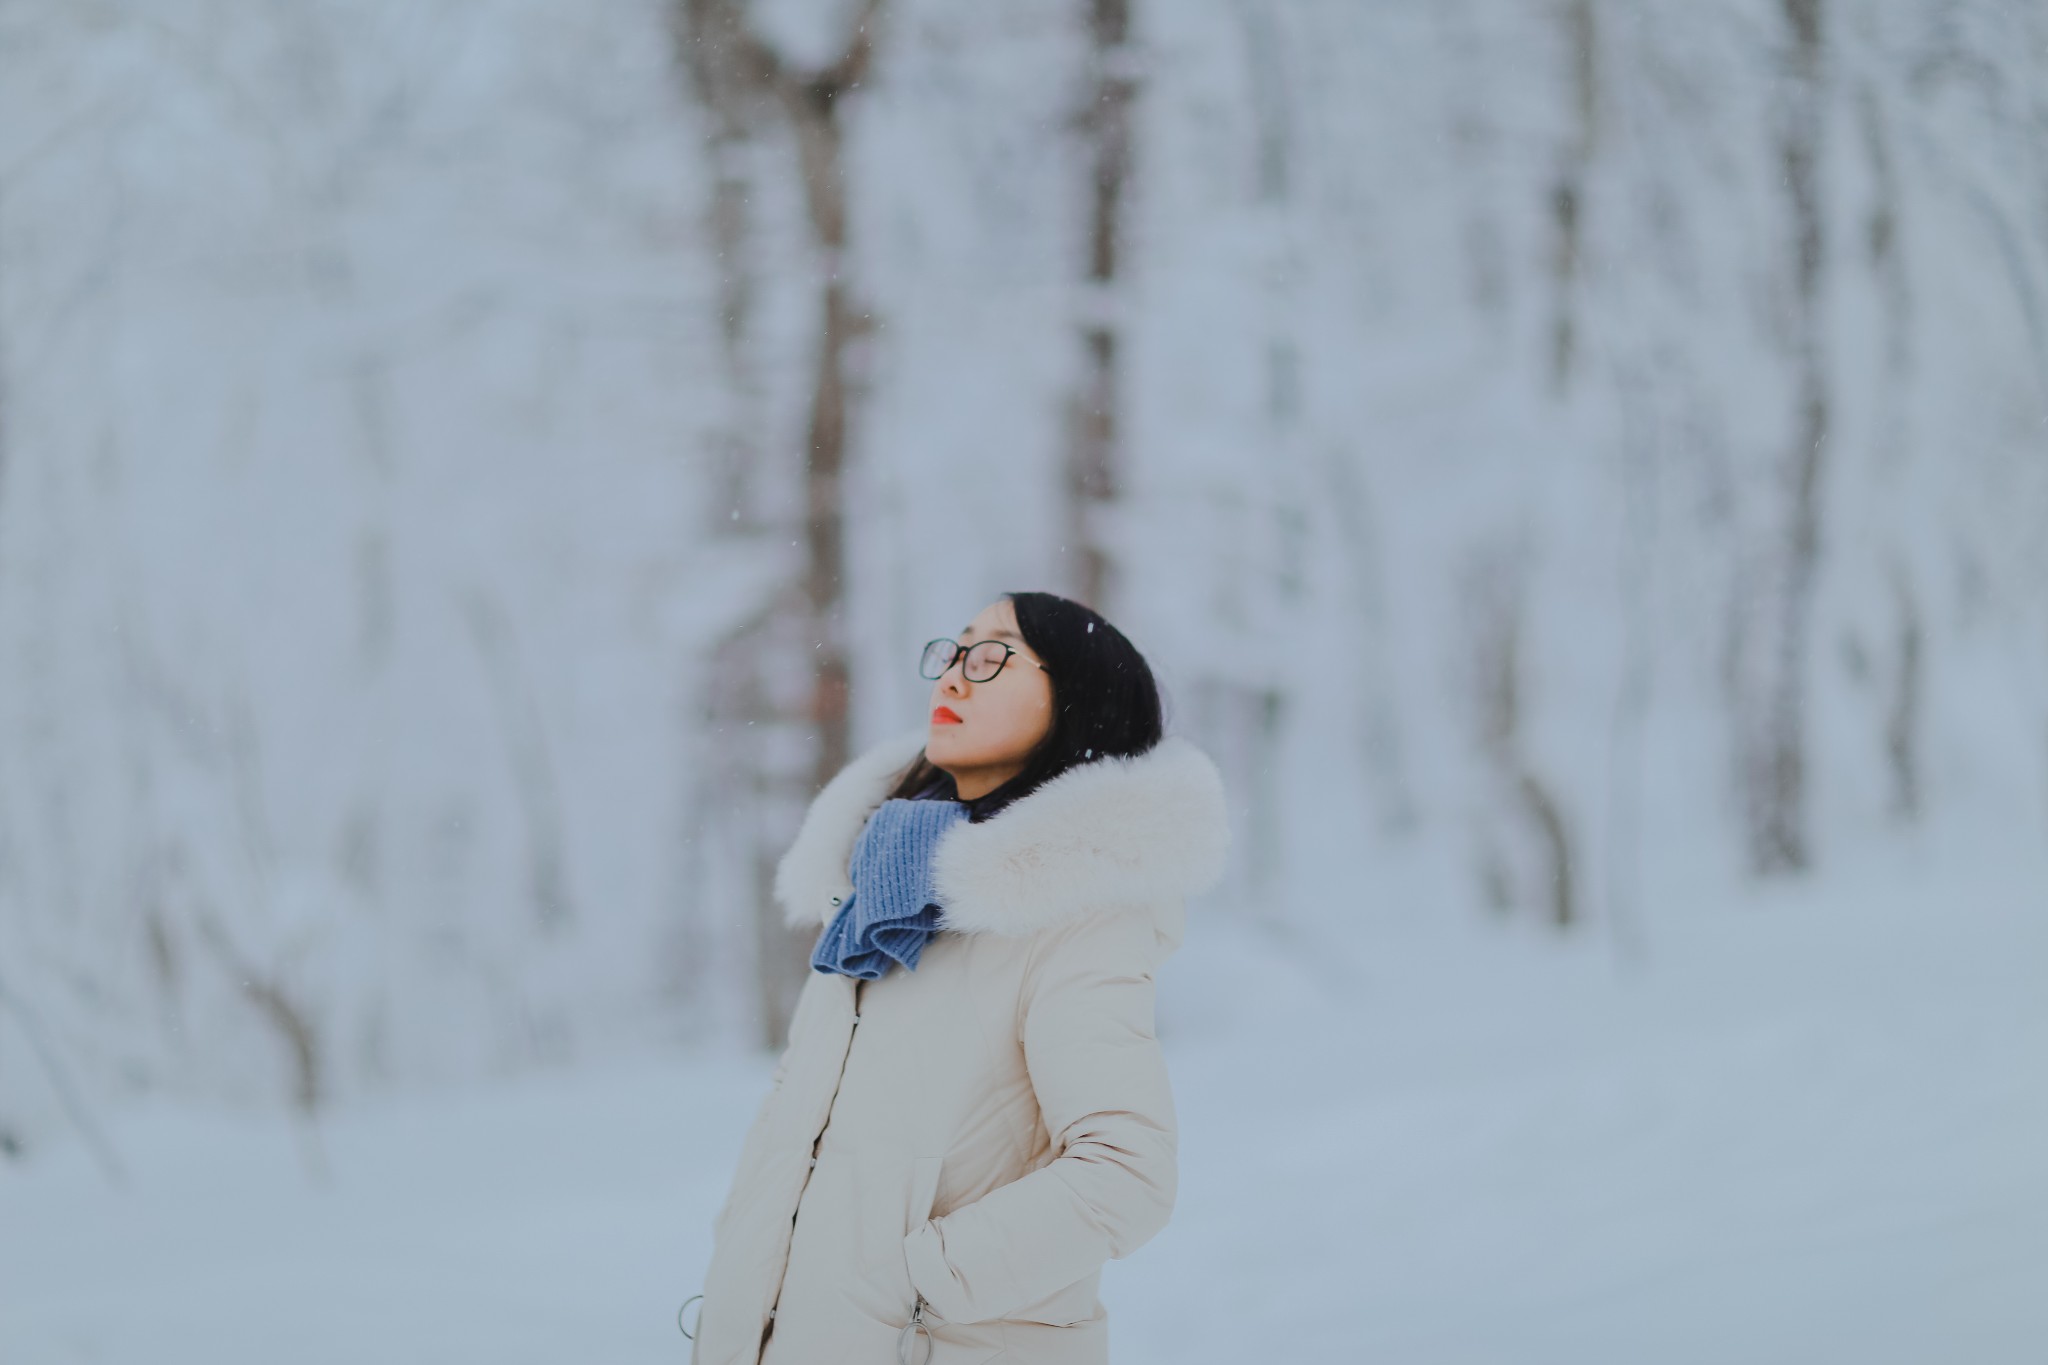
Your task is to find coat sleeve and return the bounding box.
[901,907,1177,1324]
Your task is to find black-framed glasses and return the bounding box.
[919,637,1045,684]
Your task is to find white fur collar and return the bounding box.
[773,726,1230,937]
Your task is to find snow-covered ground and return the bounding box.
[6,824,2042,1365]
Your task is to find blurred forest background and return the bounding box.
[0,5,2044,1355]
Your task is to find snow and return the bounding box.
[6,824,2042,1364]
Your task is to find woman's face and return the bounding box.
[925,598,1054,800]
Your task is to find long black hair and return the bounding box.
[886,591,1165,822]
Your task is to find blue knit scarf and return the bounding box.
[810,797,971,979]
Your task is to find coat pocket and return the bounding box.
[1003,1271,1100,1328]
[906,1155,945,1235]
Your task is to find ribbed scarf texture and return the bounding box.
[809,797,971,979]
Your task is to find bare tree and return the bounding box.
[1849,75,1923,825]
[1882,560,1924,821]
[190,907,325,1180]
[673,0,886,1049]
[1727,0,1828,876]
[461,591,574,936]
[0,967,127,1182]
[1549,0,1599,394]
[1466,542,1578,929]
[1064,0,1138,609]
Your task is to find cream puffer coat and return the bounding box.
[688,726,1229,1365]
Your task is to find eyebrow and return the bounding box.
[958,626,1022,642]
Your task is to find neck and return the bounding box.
[945,763,1020,801]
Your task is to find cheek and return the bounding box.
[998,685,1053,750]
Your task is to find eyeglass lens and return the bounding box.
[920,639,1011,682]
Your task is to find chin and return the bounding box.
[925,730,976,763]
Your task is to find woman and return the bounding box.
[687,591,1229,1365]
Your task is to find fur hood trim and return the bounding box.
[773,726,1230,937]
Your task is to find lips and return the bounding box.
[932,706,963,724]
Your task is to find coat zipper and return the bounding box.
[897,1293,934,1365]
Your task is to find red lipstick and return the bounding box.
[932,706,963,724]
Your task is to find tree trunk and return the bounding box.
[1548,0,1598,394]
[1064,0,1137,609]
[1731,0,1827,877]
[674,0,885,1049]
